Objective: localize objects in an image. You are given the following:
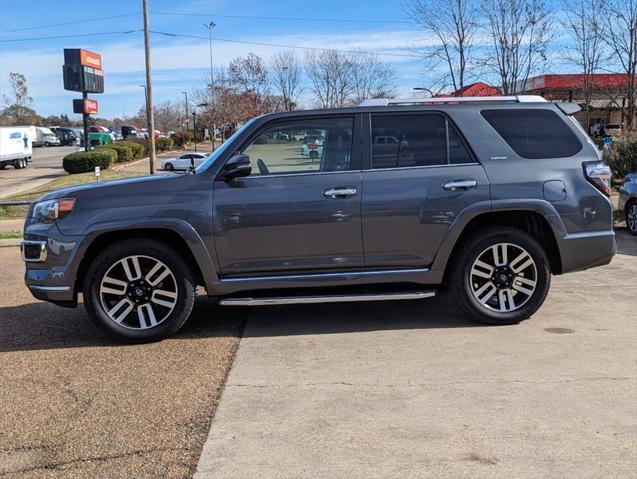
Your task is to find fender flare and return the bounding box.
[430,199,567,273]
[71,217,219,290]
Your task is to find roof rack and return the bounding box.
[357,95,547,107]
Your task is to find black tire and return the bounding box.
[625,200,637,236]
[309,150,319,160]
[83,239,196,343]
[450,226,551,325]
[164,162,174,171]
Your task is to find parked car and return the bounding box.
[21,95,616,343]
[33,127,60,147]
[51,127,79,146]
[301,136,324,159]
[161,152,208,171]
[618,172,637,236]
[121,126,139,139]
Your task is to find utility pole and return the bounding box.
[204,21,216,152]
[142,0,156,174]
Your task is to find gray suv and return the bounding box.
[21,96,616,343]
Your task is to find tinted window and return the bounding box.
[371,114,474,168]
[449,125,473,164]
[242,118,353,176]
[372,114,446,168]
[481,109,582,159]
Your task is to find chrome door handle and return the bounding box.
[323,186,357,199]
[443,179,478,191]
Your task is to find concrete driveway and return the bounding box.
[196,230,637,479]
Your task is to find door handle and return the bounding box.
[324,186,357,199]
[443,179,478,191]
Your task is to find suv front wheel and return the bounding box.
[83,239,196,343]
[451,227,551,325]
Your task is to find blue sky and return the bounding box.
[0,0,572,120]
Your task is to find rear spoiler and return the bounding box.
[556,101,581,115]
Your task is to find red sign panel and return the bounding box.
[79,49,102,69]
[84,99,98,114]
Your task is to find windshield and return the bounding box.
[196,119,256,173]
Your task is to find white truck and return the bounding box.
[0,126,33,170]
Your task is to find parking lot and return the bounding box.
[0,231,635,478]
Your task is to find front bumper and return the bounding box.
[22,221,82,306]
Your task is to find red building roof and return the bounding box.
[521,74,629,91]
[434,82,501,97]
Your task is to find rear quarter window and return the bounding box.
[481,109,582,159]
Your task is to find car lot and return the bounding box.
[0,231,635,478]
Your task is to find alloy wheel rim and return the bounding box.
[99,255,178,330]
[469,242,537,312]
[628,204,637,232]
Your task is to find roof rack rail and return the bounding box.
[357,95,547,107]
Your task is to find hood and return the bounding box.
[38,173,179,202]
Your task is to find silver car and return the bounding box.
[618,172,637,235]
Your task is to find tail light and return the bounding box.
[583,162,611,197]
[623,176,631,185]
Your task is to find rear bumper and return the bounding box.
[559,230,616,273]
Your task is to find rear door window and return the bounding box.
[370,114,475,169]
[481,109,582,159]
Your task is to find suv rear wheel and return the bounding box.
[451,227,551,325]
[83,239,195,343]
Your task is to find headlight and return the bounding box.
[33,198,75,223]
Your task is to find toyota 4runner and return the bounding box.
[21,96,616,343]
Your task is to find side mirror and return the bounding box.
[222,154,252,181]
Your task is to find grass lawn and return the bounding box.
[0,170,145,219]
[0,231,22,239]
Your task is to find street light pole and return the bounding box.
[142,0,156,174]
[204,21,216,152]
[181,91,189,131]
[413,87,434,97]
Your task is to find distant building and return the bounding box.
[514,73,632,129]
[434,82,501,98]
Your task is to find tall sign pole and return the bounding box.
[143,0,156,175]
[82,92,89,152]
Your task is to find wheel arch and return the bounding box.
[74,223,216,294]
[435,205,565,285]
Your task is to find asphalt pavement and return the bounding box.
[0,244,246,478]
[196,230,637,479]
[0,146,77,198]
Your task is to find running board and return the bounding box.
[218,290,436,306]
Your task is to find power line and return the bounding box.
[151,10,409,25]
[0,30,141,43]
[151,31,420,58]
[0,13,139,34]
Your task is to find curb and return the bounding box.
[0,239,21,248]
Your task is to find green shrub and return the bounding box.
[98,143,133,163]
[119,140,145,159]
[606,140,637,182]
[156,137,174,151]
[63,151,113,174]
[94,147,118,163]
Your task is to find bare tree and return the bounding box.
[406,0,480,93]
[481,0,553,94]
[228,52,270,114]
[350,50,396,102]
[561,0,605,126]
[602,0,637,129]
[270,51,303,111]
[305,49,355,108]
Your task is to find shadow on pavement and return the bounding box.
[242,292,483,338]
[615,228,637,256]
[0,297,245,353]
